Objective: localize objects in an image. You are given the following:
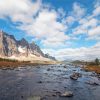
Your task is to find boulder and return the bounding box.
[70,72,82,80]
[60,91,73,97]
[86,81,99,85]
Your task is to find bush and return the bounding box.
[95,58,99,65]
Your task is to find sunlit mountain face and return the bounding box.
[0,0,100,61]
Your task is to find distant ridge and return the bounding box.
[0,30,56,61]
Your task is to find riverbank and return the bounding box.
[0,60,58,68]
[83,65,100,74]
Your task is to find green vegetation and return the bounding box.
[88,58,100,66]
[0,58,18,62]
[71,58,100,66]
[95,58,99,65]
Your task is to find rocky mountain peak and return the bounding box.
[18,38,29,48]
[0,31,18,57]
[0,30,56,60]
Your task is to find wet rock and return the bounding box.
[64,66,67,68]
[44,73,48,75]
[73,69,76,71]
[70,72,82,80]
[60,91,73,97]
[47,68,51,71]
[58,69,61,72]
[52,94,57,97]
[56,91,61,95]
[2,67,7,70]
[86,81,99,85]
[37,66,40,68]
[97,74,100,78]
[37,81,42,83]
[21,95,24,98]
[40,96,47,100]
[2,67,14,70]
[98,76,100,79]
[90,72,97,77]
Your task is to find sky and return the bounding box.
[0,0,100,61]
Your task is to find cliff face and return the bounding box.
[0,30,56,60]
[0,31,18,56]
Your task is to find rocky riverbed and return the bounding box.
[0,64,100,100]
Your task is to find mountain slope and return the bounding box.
[0,30,56,61]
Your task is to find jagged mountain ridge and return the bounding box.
[0,30,56,61]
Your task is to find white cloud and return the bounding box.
[93,6,100,16]
[0,0,41,23]
[82,18,98,28]
[65,0,99,41]
[72,2,86,19]
[66,16,75,25]
[42,42,100,61]
[41,36,70,48]
[73,17,99,35]
[0,0,69,49]
[93,0,100,16]
[88,26,100,36]
[19,9,69,48]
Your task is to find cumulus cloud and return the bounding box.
[71,2,100,40]
[73,17,99,35]
[66,2,86,26]
[0,0,69,48]
[19,9,68,48]
[66,16,75,25]
[0,0,41,23]
[88,26,100,36]
[93,0,100,16]
[42,42,100,61]
[72,2,86,19]
[65,0,100,42]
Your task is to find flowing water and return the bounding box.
[0,64,100,100]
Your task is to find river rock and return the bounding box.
[86,81,99,85]
[70,72,82,80]
[60,91,73,97]
[47,68,51,71]
[97,74,100,78]
[37,81,42,83]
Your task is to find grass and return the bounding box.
[0,57,57,68]
[71,59,100,74]
[0,58,18,62]
[84,65,100,74]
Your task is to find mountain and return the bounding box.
[0,30,56,61]
[44,54,56,61]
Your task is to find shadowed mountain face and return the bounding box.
[0,30,56,60]
[0,31,18,56]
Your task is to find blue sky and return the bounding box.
[0,0,100,60]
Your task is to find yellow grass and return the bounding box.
[84,65,100,74]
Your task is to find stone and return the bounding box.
[60,91,73,97]
[70,72,82,80]
[86,81,99,85]
[47,68,51,71]
[37,81,42,83]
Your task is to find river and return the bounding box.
[0,64,100,100]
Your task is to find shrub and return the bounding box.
[95,58,99,65]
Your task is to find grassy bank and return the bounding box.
[83,65,100,74]
[0,58,18,62]
[0,58,57,68]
